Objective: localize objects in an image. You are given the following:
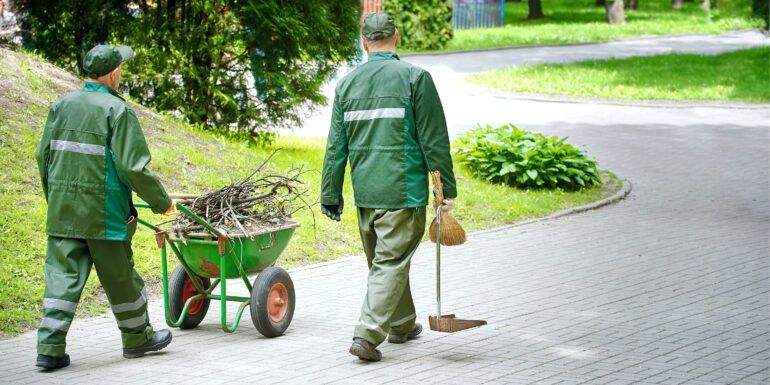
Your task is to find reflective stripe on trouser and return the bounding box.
[354,207,426,346]
[37,222,153,357]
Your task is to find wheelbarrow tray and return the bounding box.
[169,221,299,279]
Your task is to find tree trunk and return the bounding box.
[527,0,544,19]
[754,0,769,29]
[699,0,710,10]
[628,0,639,9]
[596,0,607,6]
[672,0,684,9]
[607,0,626,24]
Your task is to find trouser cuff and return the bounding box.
[121,325,154,348]
[389,322,416,336]
[353,325,386,346]
[37,342,66,357]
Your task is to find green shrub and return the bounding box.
[454,124,601,190]
[384,0,453,51]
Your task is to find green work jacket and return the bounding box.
[321,51,456,209]
[35,82,171,241]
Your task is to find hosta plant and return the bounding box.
[454,124,600,190]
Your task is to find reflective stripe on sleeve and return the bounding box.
[344,108,405,122]
[50,140,105,156]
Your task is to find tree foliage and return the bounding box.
[383,0,453,51]
[16,0,360,139]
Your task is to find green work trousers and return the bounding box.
[354,207,426,346]
[37,221,153,357]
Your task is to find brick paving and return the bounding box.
[1,33,768,384]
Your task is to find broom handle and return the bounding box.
[436,205,442,317]
[433,170,444,317]
[432,171,444,208]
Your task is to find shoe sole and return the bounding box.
[123,335,172,359]
[349,344,381,362]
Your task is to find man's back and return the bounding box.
[322,51,455,209]
[37,82,168,241]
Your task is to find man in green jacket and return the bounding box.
[321,12,457,362]
[34,44,174,370]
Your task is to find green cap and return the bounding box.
[361,12,396,41]
[82,44,134,78]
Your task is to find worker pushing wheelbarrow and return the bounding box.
[134,189,300,337]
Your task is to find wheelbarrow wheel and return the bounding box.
[250,267,295,338]
[168,265,211,329]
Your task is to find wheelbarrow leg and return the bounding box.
[161,242,173,328]
[218,238,250,333]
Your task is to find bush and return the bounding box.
[384,0,453,51]
[454,124,601,190]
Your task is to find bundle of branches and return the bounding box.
[170,152,312,238]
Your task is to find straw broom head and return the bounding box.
[429,171,466,246]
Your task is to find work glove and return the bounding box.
[321,196,344,222]
[441,198,455,212]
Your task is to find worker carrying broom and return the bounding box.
[321,12,457,362]
[34,44,175,370]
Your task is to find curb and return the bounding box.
[401,29,767,58]
[470,178,633,237]
[288,178,633,273]
[474,91,770,110]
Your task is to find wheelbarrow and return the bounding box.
[135,199,298,337]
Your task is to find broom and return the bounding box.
[428,171,466,246]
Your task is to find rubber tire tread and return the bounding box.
[168,265,211,329]
[250,267,295,338]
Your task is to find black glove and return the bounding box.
[321,196,344,222]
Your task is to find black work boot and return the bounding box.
[349,337,382,362]
[388,322,423,344]
[123,329,172,359]
[36,354,70,370]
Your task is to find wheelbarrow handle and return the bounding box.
[134,200,227,245]
[168,193,198,200]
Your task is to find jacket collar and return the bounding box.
[83,81,125,101]
[367,51,400,62]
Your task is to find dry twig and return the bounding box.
[171,150,312,238]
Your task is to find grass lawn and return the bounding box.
[0,48,620,335]
[418,0,762,53]
[465,48,770,102]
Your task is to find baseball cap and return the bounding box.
[361,12,396,41]
[82,44,134,78]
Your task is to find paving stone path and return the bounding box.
[1,32,768,384]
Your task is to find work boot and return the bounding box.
[349,337,382,362]
[36,354,70,370]
[123,329,172,359]
[387,322,423,344]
